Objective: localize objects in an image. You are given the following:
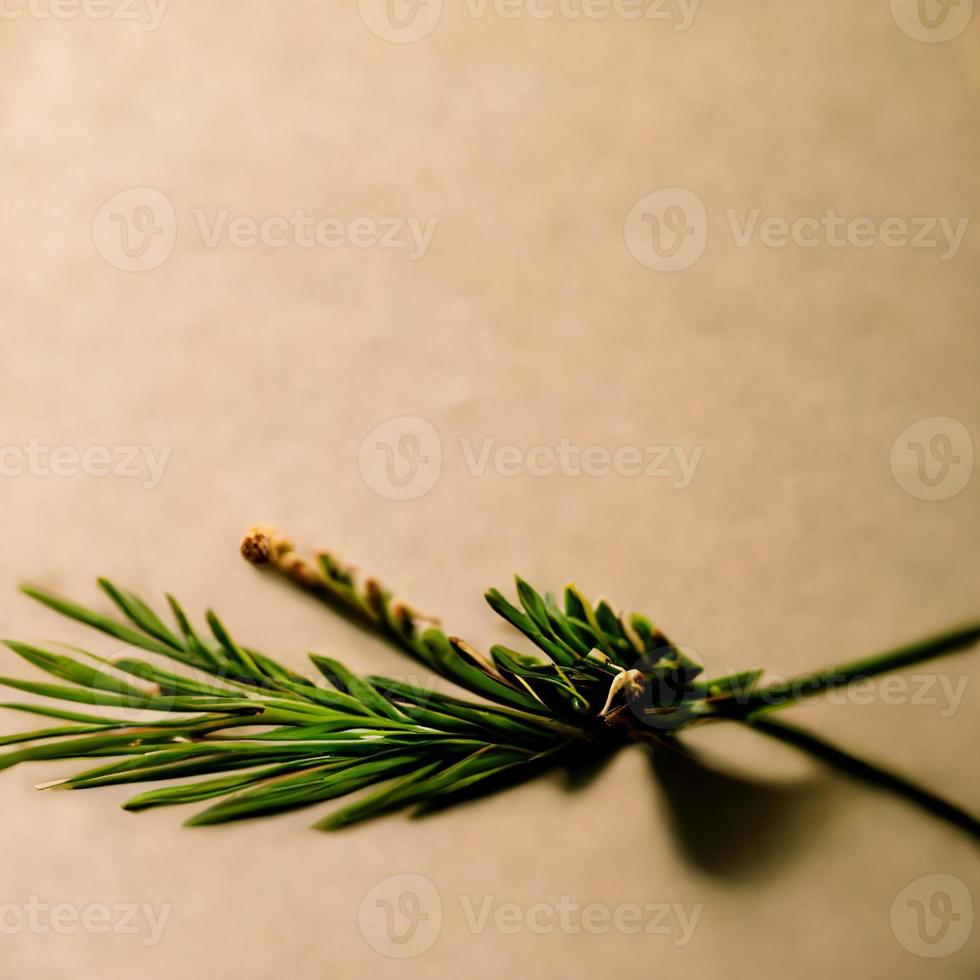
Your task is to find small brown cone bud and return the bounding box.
[240,529,273,565]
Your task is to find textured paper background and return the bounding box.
[0,2,978,977]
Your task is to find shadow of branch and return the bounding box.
[647,738,831,881]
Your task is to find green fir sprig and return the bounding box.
[0,526,976,836]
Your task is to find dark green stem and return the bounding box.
[746,717,980,843]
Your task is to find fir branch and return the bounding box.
[0,525,975,839]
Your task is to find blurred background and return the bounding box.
[0,2,977,977]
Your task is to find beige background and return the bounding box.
[1,2,979,977]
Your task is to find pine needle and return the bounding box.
[0,524,975,838]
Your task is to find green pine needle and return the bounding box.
[0,525,976,838]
